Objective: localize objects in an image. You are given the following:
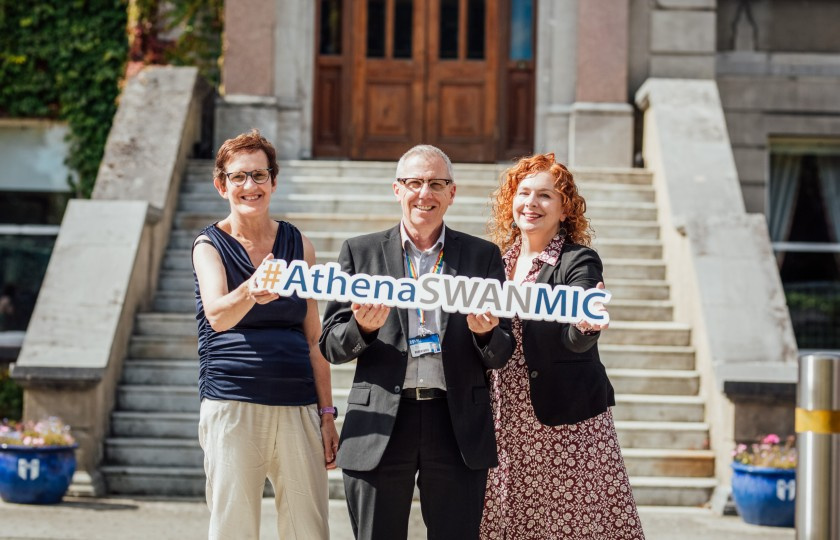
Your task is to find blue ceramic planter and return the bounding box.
[0,444,77,504]
[731,462,796,528]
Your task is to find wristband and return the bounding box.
[319,406,338,419]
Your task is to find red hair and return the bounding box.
[489,153,592,251]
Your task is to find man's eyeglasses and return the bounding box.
[397,178,453,192]
[224,168,273,186]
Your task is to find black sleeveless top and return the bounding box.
[193,221,316,406]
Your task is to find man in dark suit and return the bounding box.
[319,145,514,540]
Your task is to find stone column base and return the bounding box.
[215,95,303,159]
[569,102,634,168]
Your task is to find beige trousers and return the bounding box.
[198,399,329,540]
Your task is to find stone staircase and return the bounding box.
[100,159,717,506]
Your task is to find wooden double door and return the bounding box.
[314,0,535,162]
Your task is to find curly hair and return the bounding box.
[213,129,279,186]
[488,153,592,252]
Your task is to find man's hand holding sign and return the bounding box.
[254,259,611,326]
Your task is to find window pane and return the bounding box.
[466,0,485,59]
[784,275,840,350]
[439,0,459,59]
[0,234,57,332]
[367,0,386,58]
[510,0,533,61]
[319,0,343,55]
[394,0,413,58]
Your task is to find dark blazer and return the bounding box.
[319,225,514,471]
[521,242,615,426]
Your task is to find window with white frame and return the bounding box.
[768,142,840,350]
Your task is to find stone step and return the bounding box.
[105,437,203,468]
[600,322,690,347]
[185,160,652,185]
[327,364,697,397]
[117,385,198,413]
[613,394,705,423]
[325,389,705,424]
[136,313,198,336]
[100,464,714,505]
[132,315,691,348]
[609,300,673,322]
[122,359,197,385]
[176,194,659,223]
[100,465,206,497]
[173,212,665,249]
[615,421,709,451]
[599,344,695,371]
[168,218,660,252]
[129,335,196,359]
[323,470,714,507]
[179,179,657,204]
[629,477,717,507]
[111,411,198,439]
[603,259,666,281]
[164,240,663,272]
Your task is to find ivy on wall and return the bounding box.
[0,0,222,198]
[0,1,129,198]
[129,0,223,88]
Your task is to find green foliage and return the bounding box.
[164,0,223,87]
[0,0,128,198]
[0,366,22,421]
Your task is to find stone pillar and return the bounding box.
[534,0,579,163]
[535,0,633,167]
[569,0,633,167]
[215,0,314,158]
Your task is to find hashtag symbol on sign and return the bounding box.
[261,262,283,290]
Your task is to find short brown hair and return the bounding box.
[213,129,279,185]
[489,153,592,252]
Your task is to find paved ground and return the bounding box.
[0,497,795,540]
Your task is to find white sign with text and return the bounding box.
[255,259,611,325]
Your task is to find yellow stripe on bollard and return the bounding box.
[795,408,840,434]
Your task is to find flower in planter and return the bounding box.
[0,417,76,448]
[732,433,797,469]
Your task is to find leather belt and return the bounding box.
[401,387,447,400]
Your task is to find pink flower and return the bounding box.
[762,434,781,445]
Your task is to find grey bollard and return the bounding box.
[796,353,840,540]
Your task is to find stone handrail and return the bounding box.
[635,79,798,491]
[12,66,210,495]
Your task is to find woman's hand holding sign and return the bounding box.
[353,303,391,335]
[248,253,281,305]
[574,282,609,334]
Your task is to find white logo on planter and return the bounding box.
[17,458,40,481]
[776,479,795,501]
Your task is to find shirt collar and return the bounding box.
[400,222,446,253]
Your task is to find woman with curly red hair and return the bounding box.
[480,154,645,539]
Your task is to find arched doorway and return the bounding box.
[313,0,535,162]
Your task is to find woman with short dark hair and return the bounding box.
[192,129,337,540]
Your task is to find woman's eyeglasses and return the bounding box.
[224,168,273,186]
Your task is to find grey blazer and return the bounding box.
[319,225,515,471]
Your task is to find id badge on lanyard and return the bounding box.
[405,247,444,358]
[409,333,442,358]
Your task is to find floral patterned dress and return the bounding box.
[480,235,645,540]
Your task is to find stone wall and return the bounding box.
[12,66,209,496]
